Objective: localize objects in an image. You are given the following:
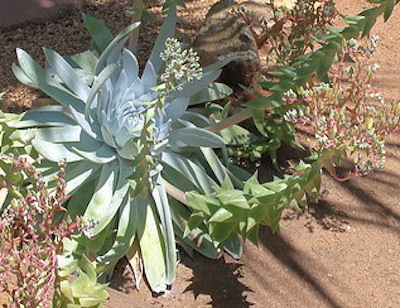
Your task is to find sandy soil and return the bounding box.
[0,1,399,307]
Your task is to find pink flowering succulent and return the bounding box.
[0,155,84,307]
[284,37,400,180]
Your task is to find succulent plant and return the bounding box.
[10,7,239,292]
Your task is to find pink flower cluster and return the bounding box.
[0,156,84,307]
[284,38,400,180]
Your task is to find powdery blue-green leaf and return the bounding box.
[89,167,131,237]
[161,151,217,194]
[85,64,117,117]
[33,139,84,162]
[136,196,167,293]
[168,127,225,148]
[13,106,76,128]
[68,106,100,140]
[35,126,82,143]
[11,63,35,87]
[152,175,177,285]
[96,22,141,74]
[64,161,101,195]
[164,98,190,121]
[44,48,90,100]
[173,69,222,100]
[98,189,136,264]
[13,49,85,113]
[71,142,116,164]
[83,163,118,238]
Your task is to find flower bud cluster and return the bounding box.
[160,38,202,90]
[284,38,400,177]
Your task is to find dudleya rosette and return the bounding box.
[10,7,235,292]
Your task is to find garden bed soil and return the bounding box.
[1,0,400,307]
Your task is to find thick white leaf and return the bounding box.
[168,127,225,148]
[99,190,137,264]
[152,175,177,285]
[33,139,84,162]
[69,106,100,140]
[173,69,222,100]
[44,48,91,100]
[14,49,85,113]
[100,124,117,148]
[35,126,82,143]
[89,167,131,237]
[11,107,76,128]
[164,97,189,121]
[122,49,139,84]
[161,151,216,194]
[11,63,35,87]
[141,60,156,89]
[64,161,101,195]
[136,196,167,293]
[83,163,117,237]
[71,143,116,164]
[85,64,117,118]
[95,22,141,74]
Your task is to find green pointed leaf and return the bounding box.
[83,13,114,53]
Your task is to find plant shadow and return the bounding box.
[181,251,254,307]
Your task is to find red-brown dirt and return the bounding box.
[0,1,399,307]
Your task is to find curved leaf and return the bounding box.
[152,175,177,285]
[137,196,167,293]
[83,13,114,53]
[168,127,225,148]
[44,48,91,100]
[83,163,118,238]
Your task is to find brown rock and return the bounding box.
[192,0,263,87]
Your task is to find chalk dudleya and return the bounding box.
[10,8,237,292]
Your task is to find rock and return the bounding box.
[192,0,264,87]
